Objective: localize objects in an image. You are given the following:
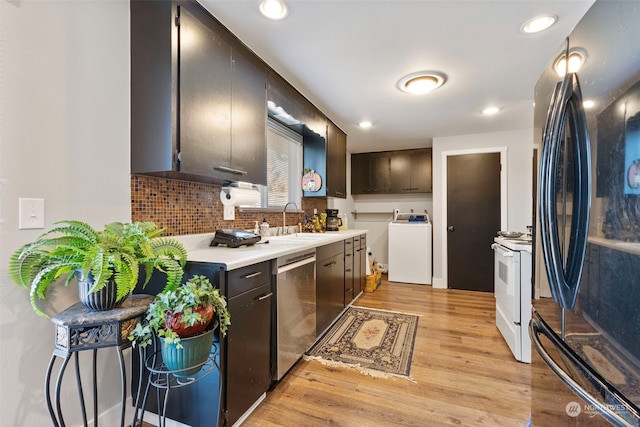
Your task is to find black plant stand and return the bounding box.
[131,338,220,427]
[45,294,154,427]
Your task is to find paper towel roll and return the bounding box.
[220,187,260,206]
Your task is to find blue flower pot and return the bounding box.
[160,328,214,377]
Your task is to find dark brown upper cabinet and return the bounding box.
[352,149,432,195]
[351,151,391,194]
[390,148,432,193]
[131,0,266,185]
[326,121,347,198]
[131,0,346,192]
[267,70,347,199]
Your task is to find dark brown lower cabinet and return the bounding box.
[225,282,272,426]
[344,238,354,305]
[316,241,345,335]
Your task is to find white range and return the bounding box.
[492,236,532,363]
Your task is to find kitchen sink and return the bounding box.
[269,233,334,245]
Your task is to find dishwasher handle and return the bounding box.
[277,256,316,274]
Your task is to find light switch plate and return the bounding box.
[19,198,45,229]
[223,205,235,221]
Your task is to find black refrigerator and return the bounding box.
[531,1,640,426]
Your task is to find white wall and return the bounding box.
[351,193,433,270]
[0,1,131,425]
[432,129,533,288]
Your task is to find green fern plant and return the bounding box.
[8,220,187,317]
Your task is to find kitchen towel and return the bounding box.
[220,187,260,207]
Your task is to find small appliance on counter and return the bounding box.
[210,229,261,248]
[325,209,342,231]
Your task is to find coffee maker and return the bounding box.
[325,209,342,231]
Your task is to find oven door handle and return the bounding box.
[529,313,640,427]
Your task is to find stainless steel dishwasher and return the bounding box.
[275,249,316,380]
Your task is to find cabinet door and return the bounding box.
[353,235,363,296]
[178,4,232,178]
[226,282,272,426]
[370,151,391,193]
[130,0,175,175]
[327,122,347,198]
[351,152,391,194]
[344,238,354,304]
[350,153,370,195]
[316,252,345,334]
[230,47,267,185]
[390,149,432,193]
[390,151,411,193]
[410,148,432,192]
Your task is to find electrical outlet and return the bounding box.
[224,205,235,221]
[19,198,45,229]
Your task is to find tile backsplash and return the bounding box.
[131,175,327,236]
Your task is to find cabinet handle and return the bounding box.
[345,253,352,257]
[346,268,352,272]
[213,165,247,175]
[244,271,262,279]
[323,261,337,268]
[256,292,273,301]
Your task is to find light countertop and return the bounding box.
[174,230,367,270]
[494,236,532,252]
[588,236,640,256]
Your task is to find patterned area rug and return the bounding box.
[565,333,640,404]
[305,306,419,381]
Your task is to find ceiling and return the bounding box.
[199,0,595,153]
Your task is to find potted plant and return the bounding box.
[129,275,231,377]
[8,220,187,317]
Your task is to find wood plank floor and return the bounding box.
[240,278,609,427]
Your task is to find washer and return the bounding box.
[388,213,432,285]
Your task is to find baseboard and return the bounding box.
[432,277,447,289]
[96,397,188,427]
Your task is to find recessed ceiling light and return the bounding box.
[583,100,595,109]
[482,107,500,115]
[359,121,372,129]
[521,15,557,34]
[554,48,587,76]
[397,71,446,95]
[259,0,288,20]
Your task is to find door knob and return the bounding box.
[447,226,455,232]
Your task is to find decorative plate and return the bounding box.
[302,170,322,192]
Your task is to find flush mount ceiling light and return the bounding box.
[397,71,446,95]
[259,0,288,20]
[521,15,557,34]
[482,106,500,115]
[359,121,372,129]
[554,48,587,76]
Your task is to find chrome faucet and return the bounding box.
[282,201,299,235]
